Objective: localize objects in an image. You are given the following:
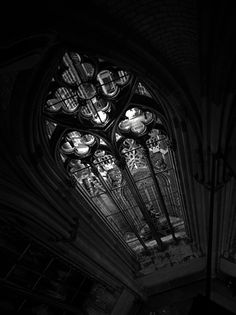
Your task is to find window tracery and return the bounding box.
[43,50,187,257]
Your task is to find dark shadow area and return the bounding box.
[189,295,235,315]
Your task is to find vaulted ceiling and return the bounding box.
[1,1,236,314]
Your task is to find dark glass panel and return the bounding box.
[42,49,189,261]
[135,82,152,98]
[45,121,57,139]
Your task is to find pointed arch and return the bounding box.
[40,49,190,256]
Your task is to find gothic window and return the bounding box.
[43,50,187,256]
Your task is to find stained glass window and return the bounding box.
[43,50,188,257]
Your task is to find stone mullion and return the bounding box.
[160,175,178,217]
[117,160,163,250]
[91,165,148,251]
[111,77,139,147]
[115,191,143,232]
[162,183,174,215]
[143,145,177,241]
[120,196,143,230]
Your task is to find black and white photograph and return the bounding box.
[0,1,236,314]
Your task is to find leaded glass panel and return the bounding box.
[42,49,188,258]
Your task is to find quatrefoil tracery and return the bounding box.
[119,108,153,136]
[45,52,131,127]
[45,51,170,191]
[60,131,97,157]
